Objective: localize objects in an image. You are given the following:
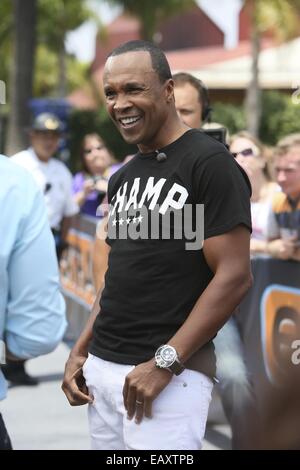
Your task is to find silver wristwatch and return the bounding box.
[154,344,185,376]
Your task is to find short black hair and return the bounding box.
[107,40,172,84]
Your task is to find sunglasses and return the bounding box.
[233,148,255,158]
[83,145,105,155]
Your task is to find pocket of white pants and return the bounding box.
[82,353,93,379]
[172,369,213,391]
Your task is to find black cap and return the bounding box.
[31,112,64,133]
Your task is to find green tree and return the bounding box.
[4,0,96,154]
[260,91,300,144]
[0,0,94,99]
[0,0,13,151]
[34,45,90,97]
[6,0,37,155]
[104,0,195,40]
[37,0,93,96]
[245,0,300,137]
[0,0,13,87]
[212,102,246,136]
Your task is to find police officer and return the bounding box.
[6,113,77,387]
[12,112,78,259]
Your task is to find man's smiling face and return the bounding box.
[103,50,172,153]
[275,147,300,199]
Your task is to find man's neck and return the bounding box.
[32,150,51,164]
[138,120,189,154]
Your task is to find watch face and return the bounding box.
[155,345,177,368]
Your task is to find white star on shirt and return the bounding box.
[112,219,117,226]
[126,217,131,224]
[137,215,143,223]
[119,218,124,225]
[132,217,137,224]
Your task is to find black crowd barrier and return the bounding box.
[61,215,300,448]
[236,256,300,449]
[60,214,98,345]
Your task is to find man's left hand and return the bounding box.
[123,359,173,424]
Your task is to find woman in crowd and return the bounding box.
[230,131,278,255]
[72,133,113,217]
[212,131,278,449]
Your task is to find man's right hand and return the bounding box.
[83,179,95,196]
[61,283,105,406]
[268,239,296,260]
[61,353,93,406]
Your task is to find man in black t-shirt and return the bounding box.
[173,72,261,450]
[62,40,252,450]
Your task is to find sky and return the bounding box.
[66,0,121,62]
[66,0,243,63]
[198,0,243,48]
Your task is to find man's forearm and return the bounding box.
[60,216,72,241]
[73,191,86,208]
[70,285,103,356]
[267,239,295,260]
[292,247,300,262]
[250,238,268,254]
[168,270,252,364]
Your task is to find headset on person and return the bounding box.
[197,78,212,123]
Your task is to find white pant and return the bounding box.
[83,354,213,450]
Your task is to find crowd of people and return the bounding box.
[1,39,300,450]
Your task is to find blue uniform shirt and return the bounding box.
[0,155,66,400]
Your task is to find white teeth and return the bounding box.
[120,116,140,125]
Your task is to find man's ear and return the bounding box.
[165,79,174,103]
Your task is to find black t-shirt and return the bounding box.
[89,129,251,377]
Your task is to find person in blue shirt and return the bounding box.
[0,154,67,449]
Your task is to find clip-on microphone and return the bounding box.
[156,150,167,162]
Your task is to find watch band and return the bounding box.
[168,358,185,376]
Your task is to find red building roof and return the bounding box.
[68,37,275,109]
[91,4,225,73]
[91,14,140,74]
[92,38,273,84]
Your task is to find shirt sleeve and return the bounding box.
[72,172,84,194]
[193,152,252,240]
[62,167,79,217]
[265,208,280,240]
[5,177,67,359]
